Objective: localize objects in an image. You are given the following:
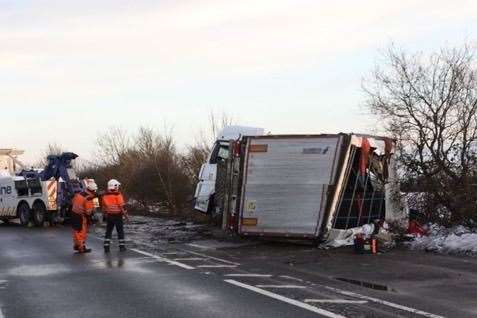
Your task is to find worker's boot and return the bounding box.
[104,238,111,253]
[119,239,126,252]
[78,246,92,254]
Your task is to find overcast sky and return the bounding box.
[1,0,477,163]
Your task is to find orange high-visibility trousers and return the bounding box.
[72,216,89,251]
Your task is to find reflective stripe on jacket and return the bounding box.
[71,191,95,215]
[101,191,125,215]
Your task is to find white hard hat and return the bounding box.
[107,179,121,191]
[86,181,98,192]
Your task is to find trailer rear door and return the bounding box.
[239,135,343,238]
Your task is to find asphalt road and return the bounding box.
[0,223,467,318]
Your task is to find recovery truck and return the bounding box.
[0,149,95,227]
[194,130,404,242]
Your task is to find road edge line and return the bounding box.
[324,286,445,318]
[224,279,347,318]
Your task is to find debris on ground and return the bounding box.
[407,219,428,237]
[322,220,396,253]
[407,224,477,256]
[94,215,212,249]
[95,215,255,250]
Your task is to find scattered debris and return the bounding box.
[407,224,477,256]
[322,220,396,253]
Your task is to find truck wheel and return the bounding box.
[32,201,46,227]
[18,203,31,227]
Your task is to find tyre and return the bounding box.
[18,202,31,227]
[32,201,46,227]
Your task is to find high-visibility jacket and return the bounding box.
[71,191,96,215]
[101,191,125,215]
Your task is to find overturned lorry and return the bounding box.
[194,132,403,242]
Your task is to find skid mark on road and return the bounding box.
[225,279,348,318]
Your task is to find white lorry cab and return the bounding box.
[194,126,264,213]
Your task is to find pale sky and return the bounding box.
[1,0,477,163]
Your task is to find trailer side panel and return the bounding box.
[239,135,343,237]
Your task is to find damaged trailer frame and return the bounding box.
[214,133,403,242]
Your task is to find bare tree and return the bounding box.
[364,44,477,225]
[183,111,235,182]
[95,127,131,166]
[36,143,66,167]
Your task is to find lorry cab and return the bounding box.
[194,126,264,213]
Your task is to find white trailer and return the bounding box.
[238,134,344,238]
[235,134,401,240]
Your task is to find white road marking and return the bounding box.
[256,285,307,289]
[0,307,4,318]
[280,275,304,282]
[224,274,272,278]
[187,243,213,249]
[197,265,238,268]
[224,280,347,318]
[173,258,207,261]
[179,249,240,266]
[325,286,445,318]
[305,299,368,305]
[130,249,195,270]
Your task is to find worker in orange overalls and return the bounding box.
[71,181,98,254]
[102,179,128,253]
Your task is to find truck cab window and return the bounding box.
[209,143,230,164]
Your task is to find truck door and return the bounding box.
[194,142,230,213]
[0,178,16,218]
